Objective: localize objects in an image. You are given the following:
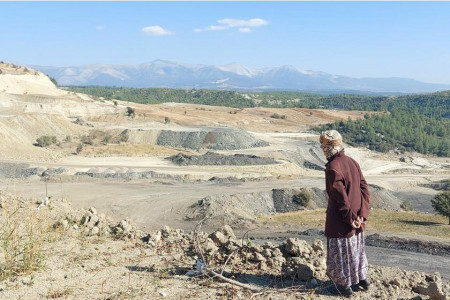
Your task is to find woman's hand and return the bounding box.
[351,216,365,229]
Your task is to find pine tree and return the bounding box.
[431,191,450,225]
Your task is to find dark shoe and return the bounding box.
[359,279,370,291]
[351,279,370,292]
[328,285,353,297]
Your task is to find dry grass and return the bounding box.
[260,209,450,240]
[366,210,450,239]
[0,200,55,280]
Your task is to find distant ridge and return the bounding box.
[34,60,450,94]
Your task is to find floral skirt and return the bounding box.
[326,231,368,287]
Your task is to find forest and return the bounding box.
[66,86,450,157]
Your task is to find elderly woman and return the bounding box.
[319,130,370,297]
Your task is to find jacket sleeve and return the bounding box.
[358,166,370,220]
[327,169,357,225]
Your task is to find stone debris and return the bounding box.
[2,190,449,299]
[167,151,278,166]
[413,273,447,300]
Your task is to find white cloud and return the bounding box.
[238,28,252,33]
[194,25,227,32]
[194,18,268,33]
[96,25,105,31]
[142,26,173,36]
[206,25,228,31]
[218,18,269,28]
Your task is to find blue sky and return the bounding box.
[2,1,450,84]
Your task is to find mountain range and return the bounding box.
[34,60,450,94]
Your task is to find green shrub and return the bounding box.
[49,76,58,86]
[80,135,93,145]
[431,191,450,225]
[271,113,286,119]
[126,107,135,117]
[103,134,112,144]
[35,136,57,147]
[400,200,414,211]
[76,143,83,154]
[119,130,129,143]
[293,189,311,207]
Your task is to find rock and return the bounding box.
[221,225,236,240]
[202,238,218,254]
[89,215,99,228]
[161,225,171,238]
[152,231,162,243]
[414,273,446,300]
[73,224,78,230]
[312,257,326,277]
[312,239,324,252]
[61,219,69,229]
[249,244,263,253]
[224,241,238,252]
[285,238,312,257]
[89,207,97,215]
[282,257,315,280]
[297,263,315,280]
[306,278,319,289]
[259,261,268,271]
[261,249,272,258]
[263,242,275,249]
[90,226,100,236]
[209,230,227,246]
[159,291,167,298]
[120,220,132,233]
[391,278,403,287]
[98,213,106,222]
[252,253,266,262]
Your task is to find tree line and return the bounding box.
[66,86,450,156]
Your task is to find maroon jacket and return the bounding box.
[324,151,370,238]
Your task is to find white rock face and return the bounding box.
[0,73,66,96]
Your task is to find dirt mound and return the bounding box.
[185,185,402,229]
[157,128,269,151]
[167,151,278,166]
[272,188,327,212]
[184,191,275,228]
[185,188,327,228]
[369,184,403,210]
[74,169,182,181]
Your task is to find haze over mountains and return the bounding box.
[35,60,450,94]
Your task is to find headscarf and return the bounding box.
[319,130,344,159]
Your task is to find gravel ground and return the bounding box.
[167,151,278,166]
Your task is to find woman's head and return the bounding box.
[319,130,344,159]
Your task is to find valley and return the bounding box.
[0,63,449,299]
